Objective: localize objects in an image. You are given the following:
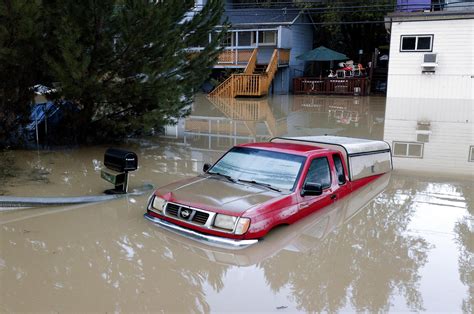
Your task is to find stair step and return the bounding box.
[253,64,268,74]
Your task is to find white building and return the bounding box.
[384,9,474,178]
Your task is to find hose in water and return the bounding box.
[0,184,154,210]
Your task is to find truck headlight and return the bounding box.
[235,218,251,235]
[214,214,237,230]
[149,195,166,213]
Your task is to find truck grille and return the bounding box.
[164,202,210,226]
[192,211,209,225]
[166,203,179,217]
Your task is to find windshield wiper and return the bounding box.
[238,179,281,192]
[207,171,236,183]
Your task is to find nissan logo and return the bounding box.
[180,209,191,219]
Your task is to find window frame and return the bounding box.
[400,34,434,52]
[303,157,332,190]
[392,141,424,158]
[469,146,474,162]
[256,30,277,46]
[332,153,347,185]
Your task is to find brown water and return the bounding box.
[0,94,472,312]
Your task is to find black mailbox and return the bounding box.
[104,148,138,173]
[102,148,138,194]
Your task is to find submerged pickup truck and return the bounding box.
[144,136,392,249]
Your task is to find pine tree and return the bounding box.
[43,0,225,143]
[0,0,44,147]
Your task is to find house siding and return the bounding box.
[287,16,313,92]
[387,18,474,100]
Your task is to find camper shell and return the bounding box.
[270,136,392,181]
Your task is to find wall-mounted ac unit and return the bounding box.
[422,53,438,73]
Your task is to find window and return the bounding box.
[333,154,346,185]
[304,157,331,189]
[469,146,474,162]
[416,134,430,143]
[257,30,277,45]
[223,32,236,47]
[400,35,433,52]
[210,147,305,191]
[393,142,424,158]
[237,31,252,46]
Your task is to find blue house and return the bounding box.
[190,1,314,96]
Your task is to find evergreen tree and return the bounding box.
[0,0,44,147]
[43,0,225,143]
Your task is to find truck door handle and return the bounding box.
[330,194,337,200]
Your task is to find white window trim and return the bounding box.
[256,30,278,46]
[400,35,433,52]
[392,141,424,158]
[469,145,474,162]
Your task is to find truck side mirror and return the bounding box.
[203,163,211,173]
[301,182,323,196]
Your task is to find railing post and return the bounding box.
[231,74,234,97]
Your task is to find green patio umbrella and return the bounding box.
[296,46,349,61]
[296,46,350,77]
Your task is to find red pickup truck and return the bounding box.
[145,136,392,249]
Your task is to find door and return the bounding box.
[332,153,350,200]
[298,157,334,216]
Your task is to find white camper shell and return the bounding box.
[270,136,393,181]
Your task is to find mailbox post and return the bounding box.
[101,148,138,194]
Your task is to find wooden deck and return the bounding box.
[293,77,370,96]
[209,48,289,98]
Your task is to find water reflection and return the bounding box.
[454,186,473,314]
[0,198,230,312]
[1,94,472,312]
[163,94,386,152]
[260,173,432,312]
[383,97,474,178]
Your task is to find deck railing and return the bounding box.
[216,48,290,67]
[208,75,235,98]
[217,49,254,65]
[233,74,261,96]
[278,48,290,65]
[293,77,370,96]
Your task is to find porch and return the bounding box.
[216,48,290,68]
[293,77,370,96]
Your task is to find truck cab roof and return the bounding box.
[237,142,330,156]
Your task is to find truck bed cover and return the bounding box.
[271,136,392,181]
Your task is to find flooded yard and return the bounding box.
[0,94,472,312]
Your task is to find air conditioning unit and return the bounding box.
[422,53,438,73]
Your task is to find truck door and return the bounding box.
[298,157,334,215]
[332,153,350,200]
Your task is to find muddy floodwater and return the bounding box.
[1,94,472,312]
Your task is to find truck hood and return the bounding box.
[155,175,284,215]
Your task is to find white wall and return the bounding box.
[387,18,474,100]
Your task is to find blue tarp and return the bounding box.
[26,101,61,131]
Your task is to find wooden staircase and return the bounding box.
[208,48,282,98]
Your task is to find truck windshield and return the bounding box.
[209,147,306,191]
